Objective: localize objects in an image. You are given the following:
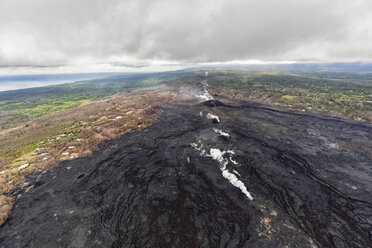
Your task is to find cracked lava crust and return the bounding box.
[0,100,371,248]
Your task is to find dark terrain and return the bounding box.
[0,99,371,247]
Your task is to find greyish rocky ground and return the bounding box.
[0,99,371,247]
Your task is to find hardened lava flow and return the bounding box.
[0,100,371,248]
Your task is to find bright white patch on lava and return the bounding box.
[179,83,214,102]
[197,79,214,102]
[199,111,203,117]
[178,77,214,102]
[206,113,220,123]
[209,148,228,166]
[233,169,241,176]
[197,89,214,102]
[221,169,253,200]
[227,150,235,154]
[209,148,253,200]
[190,142,206,156]
[190,143,253,200]
[213,128,230,138]
[229,157,239,165]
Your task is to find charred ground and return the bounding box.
[0,99,371,248]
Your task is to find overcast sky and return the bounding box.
[1,0,372,73]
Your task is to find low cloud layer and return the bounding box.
[1,0,372,68]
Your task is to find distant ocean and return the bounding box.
[0,73,124,92]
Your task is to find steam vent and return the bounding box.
[1,100,371,248]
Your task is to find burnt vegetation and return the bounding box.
[0,70,372,247]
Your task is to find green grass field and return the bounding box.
[0,73,169,129]
[203,70,372,122]
[1,69,372,225]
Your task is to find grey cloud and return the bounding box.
[0,0,372,68]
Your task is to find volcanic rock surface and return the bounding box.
[1,100,372,248]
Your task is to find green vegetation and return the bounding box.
[203,70,372,122]
[19,99,90,118]
[137,79,161,86]
[281,95,296,100]
[0,88,181,224]
[2,69,372,128]
[0,72,172,129]
[1,69,372,225]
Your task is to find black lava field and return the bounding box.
[1,100,371,248]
